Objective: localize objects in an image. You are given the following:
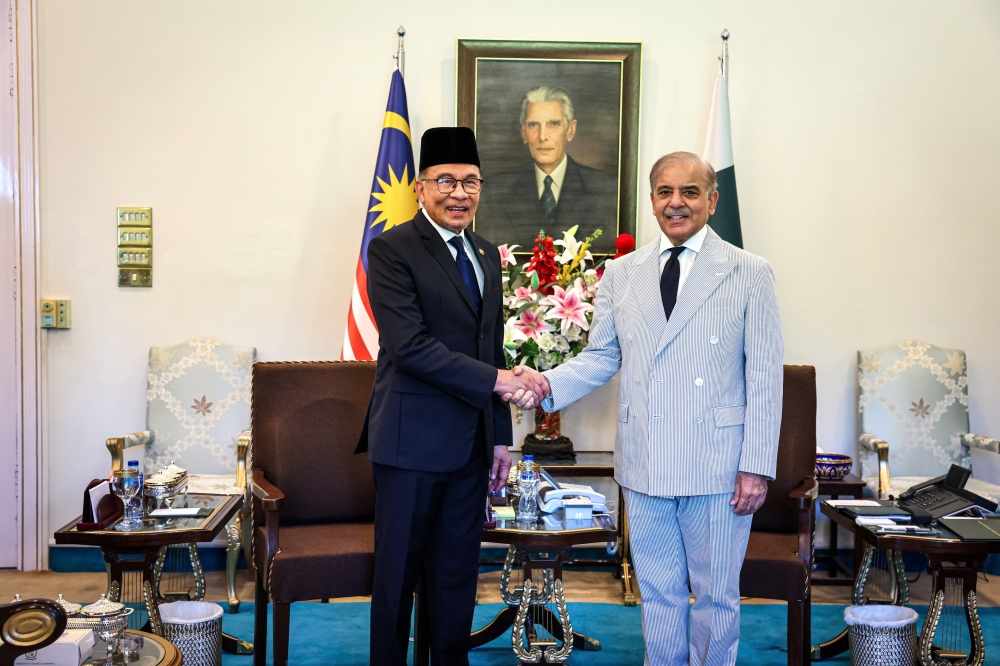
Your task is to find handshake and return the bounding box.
[494,366,551,410]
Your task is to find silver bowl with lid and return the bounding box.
[56,593,82,617]
[68,594,133,660]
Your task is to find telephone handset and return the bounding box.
[536,468,608,514]
[897,464,997,525]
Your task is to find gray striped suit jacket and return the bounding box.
[543,227,783,496]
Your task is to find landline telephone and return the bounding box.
[897,464,998,524]
[536,468,609,514]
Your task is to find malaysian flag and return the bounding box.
[341,69,417,360]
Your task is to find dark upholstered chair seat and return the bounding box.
[250,361,378,666]
[740,532,808,602]
[254,523,375,604]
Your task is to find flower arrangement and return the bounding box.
[500,225,606,371]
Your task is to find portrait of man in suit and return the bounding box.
[474,86,620,253]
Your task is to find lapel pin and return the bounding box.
[479,248,485,255]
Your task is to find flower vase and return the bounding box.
[522,408,576,460]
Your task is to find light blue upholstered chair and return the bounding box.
[107,338,255,613]
[857,340,1000,500]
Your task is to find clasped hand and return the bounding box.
[494,366,550,410]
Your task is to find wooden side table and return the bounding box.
[493,451,637,606]
[53,493,251,655]
[813,473,866,586]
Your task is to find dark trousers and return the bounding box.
[370,451,488,666]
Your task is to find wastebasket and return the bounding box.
[159,601,224,666]
[844,604,918,666]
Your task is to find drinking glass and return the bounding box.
[112,468,141,530]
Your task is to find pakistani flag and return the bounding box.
[704,66,743,248]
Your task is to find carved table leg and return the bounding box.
[619,486,637,607]
[918,557,985,666]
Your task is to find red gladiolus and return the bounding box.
[526,233,559,292]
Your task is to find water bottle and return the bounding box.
[516,455,540,522]
[127,460,143,523]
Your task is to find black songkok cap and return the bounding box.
[419,127,481,172]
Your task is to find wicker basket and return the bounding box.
[159,601,223,666]
[845,605,918,666]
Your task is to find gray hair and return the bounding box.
[648,151,717,193]
[519,86,575,127]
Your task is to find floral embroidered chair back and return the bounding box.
[145,339,255,475]
[857,339,1000,501]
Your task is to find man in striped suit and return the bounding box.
[531,152,783,665]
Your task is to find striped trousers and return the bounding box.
[624,489,752,666]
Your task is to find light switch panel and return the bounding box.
[40,299,71,328]
[117,207,152,287]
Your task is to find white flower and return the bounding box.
[554,336,571,353]
[537,332,558,352]
[553,225,582,264]
[565,323,584,342]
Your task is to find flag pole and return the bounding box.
[394,26,406,77]
[720,29,729,80]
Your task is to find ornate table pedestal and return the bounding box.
[815,502,1000,666]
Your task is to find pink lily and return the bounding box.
[514,308,554,340]
[542,286,593,335]
[513,285,537,306]
[498,244,520,269]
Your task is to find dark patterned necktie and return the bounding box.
[660,246,686,321]
[540,175,557,222]
[447,236,482,315]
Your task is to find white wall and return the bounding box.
[37,1,1000,534]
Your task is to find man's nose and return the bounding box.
[667,192,685,210]
[450,183,471,200]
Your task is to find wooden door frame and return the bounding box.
[0,0,44,571]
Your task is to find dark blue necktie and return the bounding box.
[660,246,686,321]
[540,175,557,222]
[448,236,482,315]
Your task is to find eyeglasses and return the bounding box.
[420,177,484,194]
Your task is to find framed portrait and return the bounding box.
[458,39,641,256]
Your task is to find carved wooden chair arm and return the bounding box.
[859,433,891,497]
[250,469,285,512]
[106,431,154,475]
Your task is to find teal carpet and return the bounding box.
[219,602,1000,665]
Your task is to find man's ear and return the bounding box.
[415,179,426,205]
[566,119,578,143]
[521,125,529,145]
[707,189,719,216]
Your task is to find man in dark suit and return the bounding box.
[357,127,544,666]
[474,86,619,251]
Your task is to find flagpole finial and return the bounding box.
[720,29,730,80]
[394,26,406,77]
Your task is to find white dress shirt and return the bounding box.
[534,155,568,202]
[423,209,484,294]
[658,223,709,296]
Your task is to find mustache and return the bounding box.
[664,207,691,217]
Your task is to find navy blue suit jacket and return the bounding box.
[355,213,512,472]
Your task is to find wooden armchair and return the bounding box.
[740,364,818,666]
[249,361,378,666]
